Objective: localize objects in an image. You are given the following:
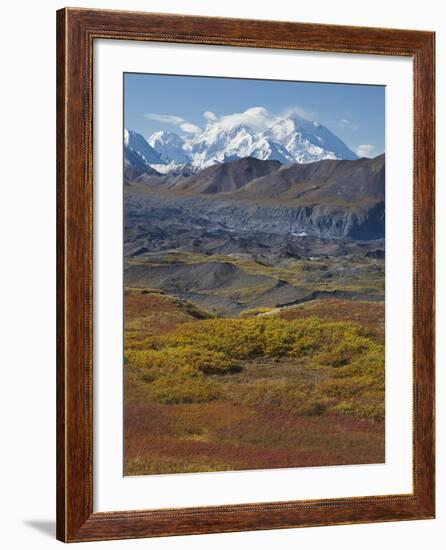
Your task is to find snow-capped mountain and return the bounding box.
[265,114,357,163]
[124,107,358,174]
[124,128,164,165]
[182,123,295,168]
[147,130,189,164]
[124,146,160,181]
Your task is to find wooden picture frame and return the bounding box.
[56,7,435,542]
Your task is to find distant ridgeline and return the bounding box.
[124,150,385,241]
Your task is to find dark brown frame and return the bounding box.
[56,7,435,542]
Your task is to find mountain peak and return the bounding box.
[124,128,164,165]
[170,156,282,194]
[147,130,189,164]
[149,129,181,141]
[135,106,358,170]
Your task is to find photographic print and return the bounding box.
[57,10,435,540]
[123,73,385,476]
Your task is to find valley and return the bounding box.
[123,155,385,475]
[122,98,385,475]
[124,155,384,316]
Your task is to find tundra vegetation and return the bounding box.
[124,287,385,475]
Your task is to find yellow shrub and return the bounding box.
[148,374,220,404]
[126,315,384,416]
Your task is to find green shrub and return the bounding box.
[126,315,384,416]
[332,400,356,415]
[148,374,220,404]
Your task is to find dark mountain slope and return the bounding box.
[230,154,385,205]
[128,154,384,208]
[124,147,160,182]
[168,157,282,194]
[124,155,386,240]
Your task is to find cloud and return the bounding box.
[282,106,314,120]
[216,106,277,132]
[143,113,201,134]
[180,122,202,134]
[356,144,376,157]
[203,111,217,123]
[144,107,279,134]
[338,118,359,130]
[144,114,182,124]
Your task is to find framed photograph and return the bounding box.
[56,8,435,542]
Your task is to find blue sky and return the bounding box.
[124,73,385,157]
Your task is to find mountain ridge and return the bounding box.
[125,154,385,240]
[124,107,360,172]
[129,154,384,207]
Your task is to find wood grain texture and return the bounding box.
[56,7,435,542]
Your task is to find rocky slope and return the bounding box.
[125,155,385,240]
